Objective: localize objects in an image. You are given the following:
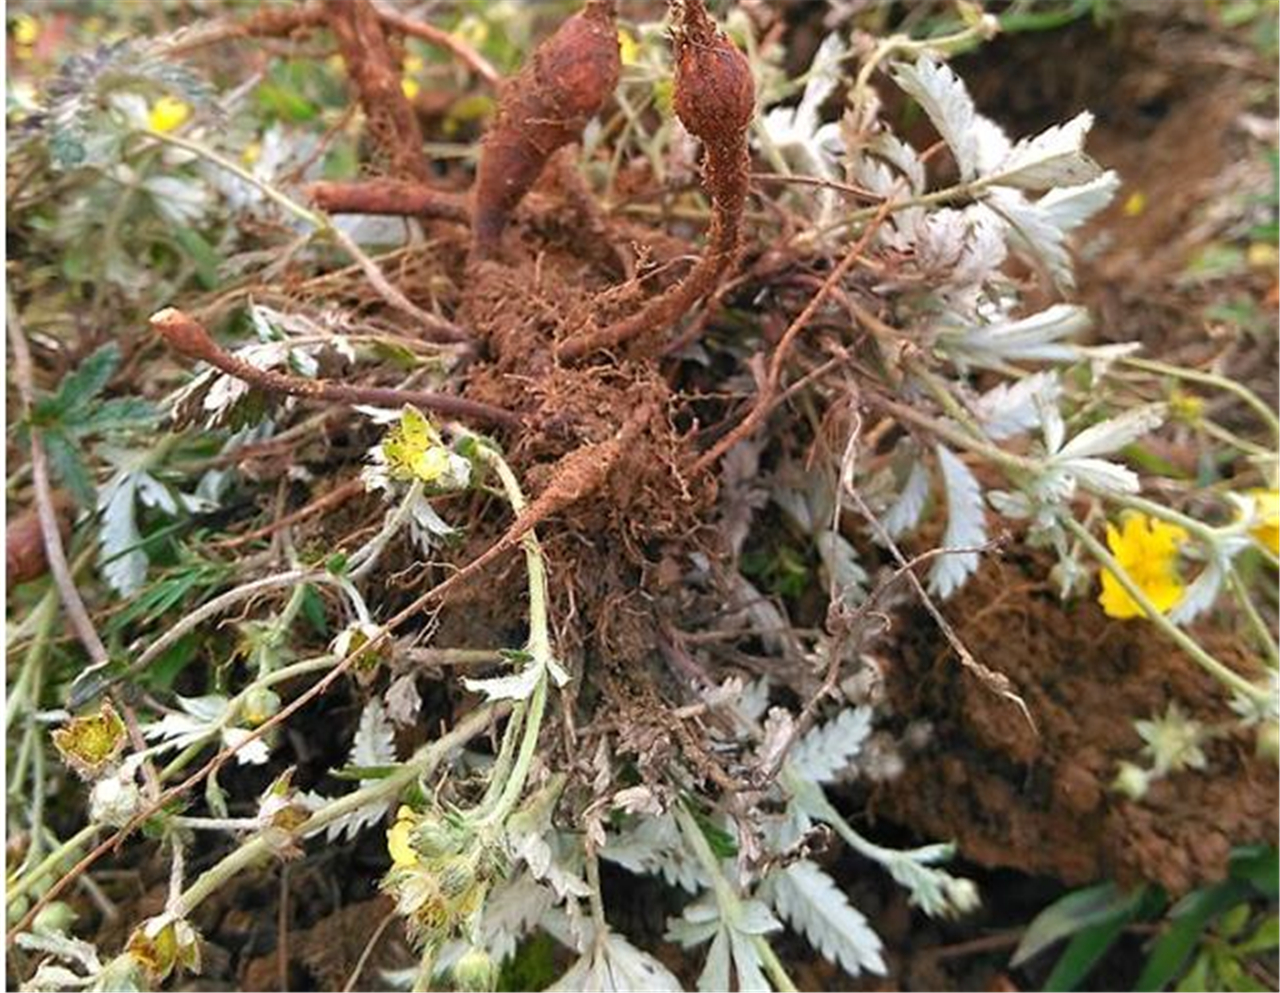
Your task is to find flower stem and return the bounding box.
[176,704,501,915]
[1062,515,1267,702]
[1226,568,1279,668]
[1120,356,1280,438]
[674,804,798,993]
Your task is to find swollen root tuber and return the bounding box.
[6,493,72,588]
[559,0,754,360]
[471,0,620,259]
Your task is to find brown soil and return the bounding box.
[871,556,1276,896]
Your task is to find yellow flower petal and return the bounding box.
[1098,513,1188,620]
[1247,489,1279,554]
[401,77,421,100]
[12,14,39,47]
[387,806,419,867]
[148,95,191,134]
[618,28,640,66]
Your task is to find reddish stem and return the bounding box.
[150,308,520,428]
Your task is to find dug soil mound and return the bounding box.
[873,556,1277,895]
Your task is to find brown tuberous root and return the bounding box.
[471,0,620,260]
[558,0,754,361]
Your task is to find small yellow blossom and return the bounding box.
[241,141,262,166]
[1248,242,1279,271]
[1246,489,1279,554]
[12,14,39,47]
[381,406,469,489]
[618,28,640,66]
[148,95,191,133]
[401,77,421,100]
[1098,513,1189,620]
[388,806,419,867]
[1123,191,1146,217]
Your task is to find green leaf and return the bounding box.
[1013,883,1140,967]
[1135,880,1251,991]
[1234,915,1279,956]
[300,584,329,637]
[53,343,120,414]
[692,810,738,859]
[143,632,201,693]
[78,397,158,434]
[172,226,221,289]
[1042,915,1129,991]
[42,427,96,506]
[1229,845,1278,899]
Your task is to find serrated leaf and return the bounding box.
[463,664,542,702]
[1039,172,1121,233]
[43,427,97,506]
[97,469,148,595]
[943,304,1091,368]
[983,188,1075,289]
[789,707,873,784]
[767,860,886,977]
[551,931,683,992]
[890,57,978,180]
[881,458,931,539]
[928,445,986,599]
[1054,405,1166,461]
[351,699,395,768]
[53,343,120,414]
[986,112,1102,191]
[974,372,1062,441]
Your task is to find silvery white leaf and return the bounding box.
[789,707,873,784]
[97,470,147,596]
[463,664,542,702]
[135,472,178,514]
[698,928,731,992]
[667,896,722,948]
[1168,558,1225,625]
[221,727,271,765]
[890,57,978,180]
[603,813,708,893]
[987,490,1033,519]
[551,932,684,992]
[928,445,986,599]
[942,303,1090,368]
[1038,389,1067,455]
[1038,171,1121,232]
[868,132,925,194]
[351,698,396,767]
[974,372,1062,441]
[1054,405,1166,460]
[729,927,772,992]
[982,188,1074,289]
[738,678,772,724]
[815,532,868,604]
[971,114,1013,176]
[880,459,932,539]
[986,112,1102,191]
[144,175,211,226]
[1057,457,1140,495]
[178,693,231,723]
[764,860,886,977]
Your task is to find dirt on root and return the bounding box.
[870,555,1277,896]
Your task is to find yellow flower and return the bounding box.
[1247,489,1279,554]
[12,14,39,47]
[388,806,419,867]
[148,95,191,133]
[401,77,421,100]
[618,28,640,66]
[241,141,262,165]
[1098,513,1189,620]
[381,406,468,488]
[1123,191,1146,217]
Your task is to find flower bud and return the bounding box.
[1111,761,1151,801]
[241,686,281,727]
[90,773,142,828]
[1256,721,1279,763]
[453,945,495,992]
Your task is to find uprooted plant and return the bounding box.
[6,1,1276,991]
